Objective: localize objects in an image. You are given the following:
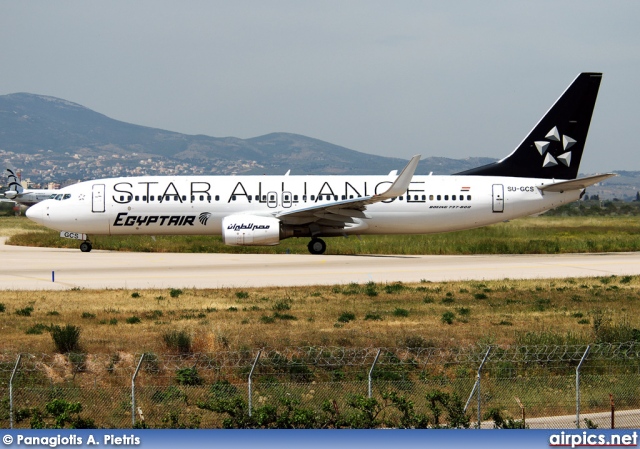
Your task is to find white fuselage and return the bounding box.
[26,174,579,237]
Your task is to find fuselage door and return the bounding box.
[92,184,106,213]
[492,184,504,213]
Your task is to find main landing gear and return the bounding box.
[307,238,326,255]
[80,240,93,253]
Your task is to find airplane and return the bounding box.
[2,168,60,207]
[26,72,614,255]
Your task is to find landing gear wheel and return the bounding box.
[80,241,92,253]
[307,238,326,255]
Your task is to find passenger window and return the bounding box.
[135,196,139,201]
[422,195,426,200]
[452,195,456,200]
[150,196,155,201]
[399,196,403,200]
[311,195,316,200]
[467,195,472,200]
[294,195,298,201]
[342,195,346,200]
[444,195,449,200]
[437,195,441,201]
[182,195,186,201]
[429,195,434,201]
[142,195,147,201]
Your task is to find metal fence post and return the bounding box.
[248,350,262,418]
[576,345,591,429]
[368,349,381,399]
[9,354,21,430]
[464,346,491,428]
[131,353,145,428]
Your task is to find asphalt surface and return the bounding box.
[3,237,640,290]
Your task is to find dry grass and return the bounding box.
[1,275,639,355]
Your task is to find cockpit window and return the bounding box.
[54,194,72,201]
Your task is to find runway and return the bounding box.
[3,237,640,290]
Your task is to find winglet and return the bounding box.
[373,155,421,200]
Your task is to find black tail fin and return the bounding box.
[456,72,602,179]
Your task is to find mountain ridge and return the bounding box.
[0,92,495,182]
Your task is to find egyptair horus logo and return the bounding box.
[199,212,212,225]
[535,126,576,169]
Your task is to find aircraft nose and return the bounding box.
[25,202,46,226]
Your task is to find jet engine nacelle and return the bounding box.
[221,215,281,246]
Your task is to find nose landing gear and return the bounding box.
[79,240,93,253]
[307,238,326,255]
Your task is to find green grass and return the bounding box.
[6,215,640,255]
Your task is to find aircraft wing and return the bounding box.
[537,173,616,193]
[274,155,421,228]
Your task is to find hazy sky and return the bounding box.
[1,1,638,173]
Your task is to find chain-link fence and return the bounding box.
[1,342,639,429]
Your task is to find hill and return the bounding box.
[0,93,493,183]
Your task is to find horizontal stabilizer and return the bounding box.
[537,173,616,193]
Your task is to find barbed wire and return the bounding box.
[1,342,639,378]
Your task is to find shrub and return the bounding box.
[109,318,118,325]
[384,282,405,294]
[15,306,34,317]
[272,300,291,312]
[50,324,81,353]
[337,312,355,323]
[131,292,141,298]
[169,288,183,298]
[474,293,488,300]
[81,312,95,319]
[364,312,383,321]
[235,291,249,299]
[26,323,50,335]
[0,303,5,312]
[260,315,276,324]
[46,311,59,316]
[441,311,455,325]
[126,316,141,324]
[175,367,203,386]
[163,330,192,353]
[393,308,409,317]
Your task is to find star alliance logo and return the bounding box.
[199,212,212,225]
[534,126,576,169]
